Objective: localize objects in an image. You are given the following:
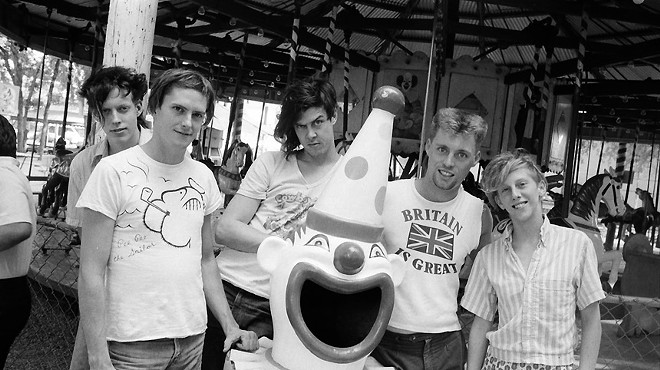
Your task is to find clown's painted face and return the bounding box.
[258,219,405,370]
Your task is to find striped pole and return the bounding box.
[575,4,588,88]
[615,142,627,179]
[287,0,301,83]
[342,30,351,138]
[561,1,589,217]
[522,45,542,150]
[322,3,339,74]
[231,98,244,143]
[617,126,640,249]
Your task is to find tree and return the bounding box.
[38,58,62,155]
[0,35,44,152]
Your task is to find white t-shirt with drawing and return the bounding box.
[217,151,337,298]
[77,145,222,342]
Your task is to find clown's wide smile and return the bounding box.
[284,262,395,363]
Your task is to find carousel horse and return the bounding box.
[548,171,627,288]
[216,140,253,207]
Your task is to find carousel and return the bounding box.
[1,0,660,369]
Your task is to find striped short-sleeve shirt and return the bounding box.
[461,217,605,366]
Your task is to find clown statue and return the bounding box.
[253,86,406,370]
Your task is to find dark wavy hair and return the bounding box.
[274,78,337,159]
[79,66,149,129]
[0,114,16,158]
[148,68,215,125]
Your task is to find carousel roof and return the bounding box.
[1,0,660,130]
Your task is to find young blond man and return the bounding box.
[462,150,604,370]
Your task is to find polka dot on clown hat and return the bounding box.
[312,86,404,232]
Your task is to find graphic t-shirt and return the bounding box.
[77,146,222,342]
[383,179,483,333]
[217,151,338,298]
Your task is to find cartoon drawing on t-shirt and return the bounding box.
[140,178,205,248]
[265,192,317,242]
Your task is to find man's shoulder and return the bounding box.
[386,178,413,191]
[71,141,104,165]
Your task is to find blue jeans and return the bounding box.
[371,330,466,370]
[201,281,273,370]
[108,333,204,370]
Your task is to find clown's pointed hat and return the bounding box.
[306,86,404,243]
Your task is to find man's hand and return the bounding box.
[222,327,259,352]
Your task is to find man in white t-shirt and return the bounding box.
[67,65,153,370]
[0,114,36,368]
[77,69,257,369]
[372,108,492,370]
[202,78,342,369]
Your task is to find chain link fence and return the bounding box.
[6,217,79,370]
[5,218,660,369]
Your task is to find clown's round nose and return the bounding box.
[334,242,365,275]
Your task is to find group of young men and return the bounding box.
[0,64,605,370]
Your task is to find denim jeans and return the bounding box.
[201,281,273,370]
[108,333,204,370]
[371,330,466,370]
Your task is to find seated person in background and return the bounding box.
[39,137,73,218]
[617,209,660,337]
[622,209,653,261]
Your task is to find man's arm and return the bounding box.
[78,209,115,369]
[467,315,491,370]
[202,214,258,352]
[578,301,601,370]
[66,157,84,227]
[0,222,32,252]
[461,206,493,278]
[215,194,270,253]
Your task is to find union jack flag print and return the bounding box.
[406,223,454,260]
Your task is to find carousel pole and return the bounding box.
[98,0,157,145]
[617,126,640,249]
[103,0,157,79]
[605,141,628,251]
[254,89,269,158]
[224,32,249,156]
[85,1,105,145]
[522,44,543,151]
[417,0,445,178]
[61,31,76,138]
[653,138,660,247]
[584,137,592,179]
[574,123,583,189]
[647,132,655,190]
[342,29,351,138]
[595,126,606,174]
[321,2,339,75]
[287,0,301,83]
[561,0,589,217]
[28,7,52,178]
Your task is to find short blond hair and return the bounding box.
[480,149,546,211]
